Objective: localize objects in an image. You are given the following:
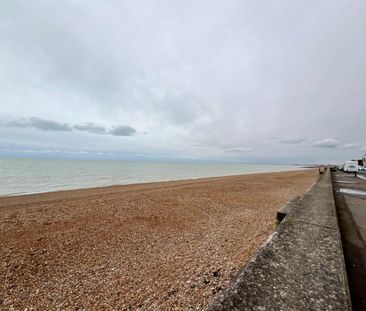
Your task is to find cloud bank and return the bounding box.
[312,138,340,149]
[3,117,72,132]
[109,125,137,137]
[0,0,366,163]
[73,123,107,135]
[0,116,136,137]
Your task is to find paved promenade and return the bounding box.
[332,171,366,310]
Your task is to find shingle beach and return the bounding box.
[0,169,317,310]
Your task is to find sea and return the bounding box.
[0,158,302,196]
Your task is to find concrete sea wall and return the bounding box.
[208,169,352,310]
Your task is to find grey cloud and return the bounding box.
[29,117,73,131]
[73,123,107,135]
[280,138,306,144]
[312,138,340,149]
[0,116,72,131]
[0,116,136,137]
[109,125,136,136]
[3,119,29,128]
[74,123,137,136]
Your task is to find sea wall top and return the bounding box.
[208,169,352,310]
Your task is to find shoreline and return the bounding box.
[0,158,306,197]
[0,167,310,200]
[0,169,318,310]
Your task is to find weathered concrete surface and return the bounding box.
[208,170,352,311]
[276,195,300,223]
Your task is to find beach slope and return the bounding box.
[0,169,317,310]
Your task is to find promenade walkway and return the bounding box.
[333,171,366,310]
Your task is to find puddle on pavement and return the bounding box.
[357,175,366,181]
[338,188,366,197]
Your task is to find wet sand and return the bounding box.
[0,169,317,310]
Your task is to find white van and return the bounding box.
[343,160,358,173]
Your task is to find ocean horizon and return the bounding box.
[0,157,304,196]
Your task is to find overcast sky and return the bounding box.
[1,0,365,164]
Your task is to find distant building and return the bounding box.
[363,154,366,167]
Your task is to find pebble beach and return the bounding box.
[0,169,317,310]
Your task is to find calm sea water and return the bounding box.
[0,158,302,196]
